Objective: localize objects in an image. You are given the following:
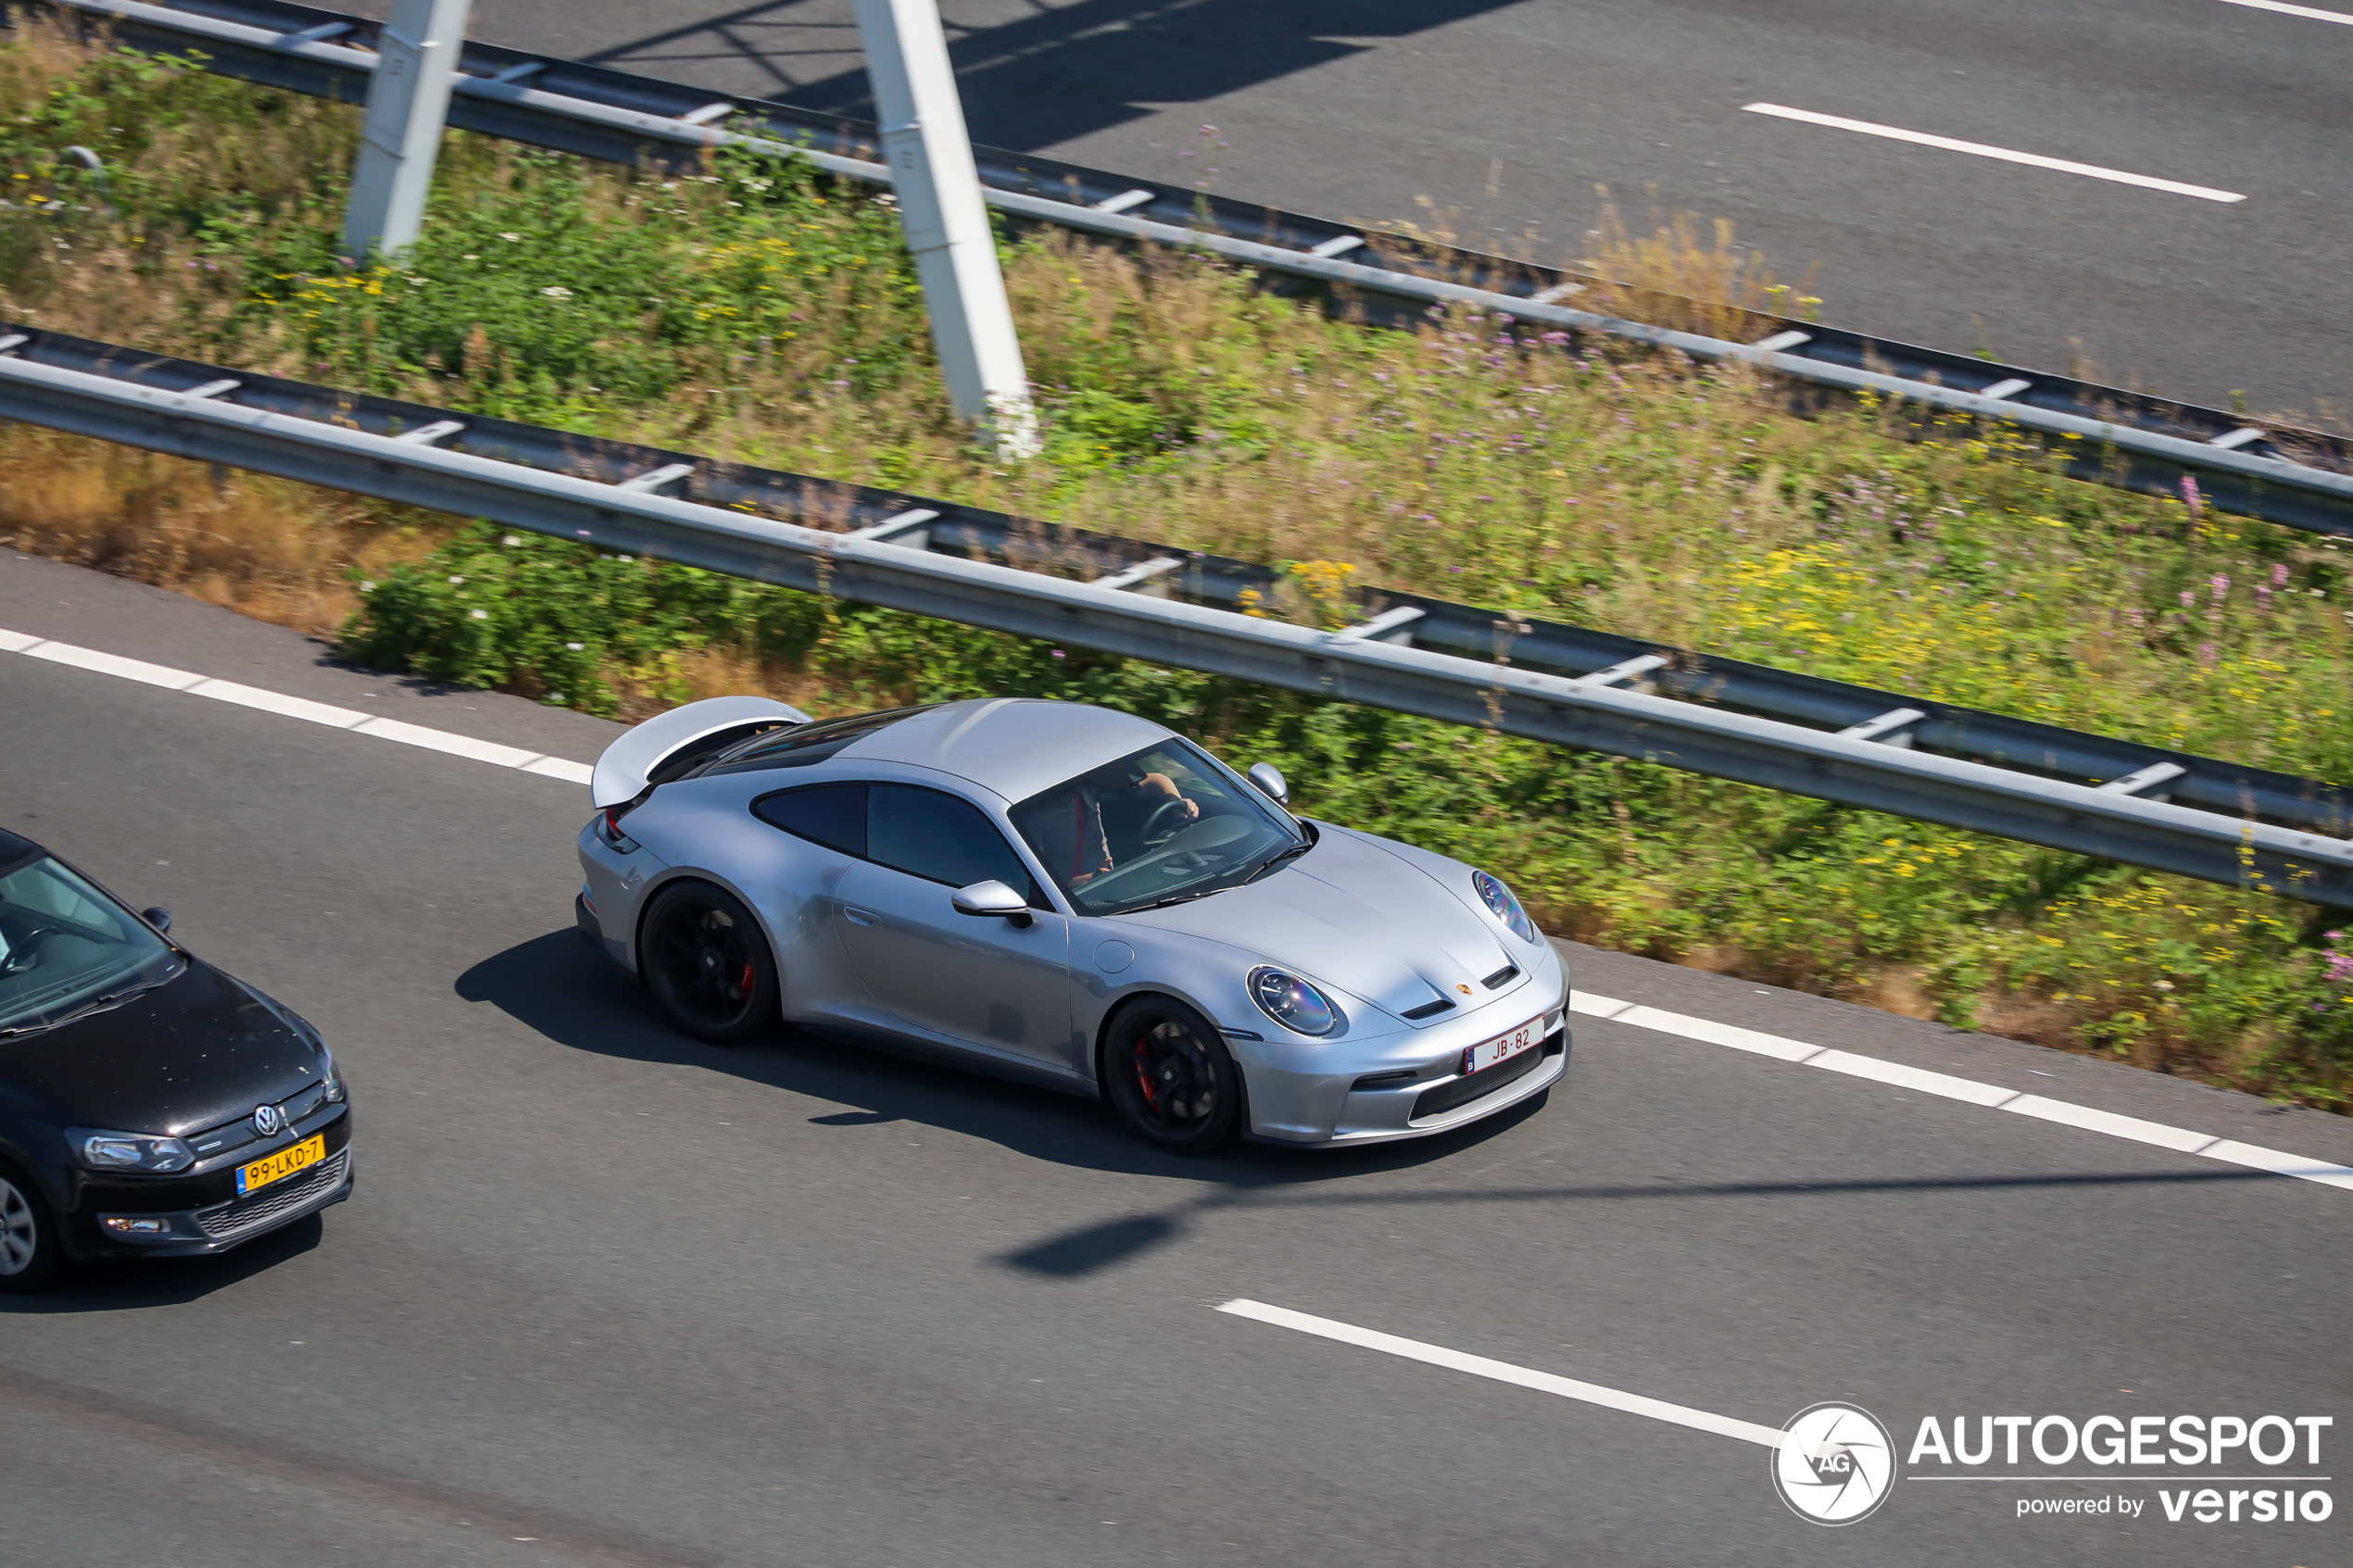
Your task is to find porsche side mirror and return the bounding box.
[1246,762,1290,808]
[952,881,1033,928]
[141,907,172,935]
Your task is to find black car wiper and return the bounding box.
[1119,887,1229,914]
[1122,840,1314,912]
[0,973,173,1037]
[1241,840,1315,884]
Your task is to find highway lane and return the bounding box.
[359,0,2353,421]
[3,565,2350,1564]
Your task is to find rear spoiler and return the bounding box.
[589,696,812,809]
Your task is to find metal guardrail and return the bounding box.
[1,324,2347,904]
[19,0,2353,542]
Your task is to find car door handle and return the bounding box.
[842,907,877,925]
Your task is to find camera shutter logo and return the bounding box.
[1772,1402,1897,1524]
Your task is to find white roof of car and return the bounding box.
[841,698,1175,802]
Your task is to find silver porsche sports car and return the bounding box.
[573,696,1568,1152]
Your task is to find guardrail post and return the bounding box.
[341,0,473,264]
[851,0,1039,458]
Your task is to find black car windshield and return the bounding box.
[0,858,183,1036]
[1011,739,1304,917]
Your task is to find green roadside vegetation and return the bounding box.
[4,20,2351,1103]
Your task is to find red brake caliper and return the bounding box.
[738,961,755,996]
[1132,1036,1161,1108]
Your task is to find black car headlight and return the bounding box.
[1248,967,1342,1037]
[321,1050,346,1104]
[69,1128,195,1174]
[1472,869,1539,945]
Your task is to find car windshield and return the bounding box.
[0,857,183,1037]
[1011,739,1305,918]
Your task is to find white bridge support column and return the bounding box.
[341,0,473,264]
[852,0,1039,458]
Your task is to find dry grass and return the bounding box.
[1572,192,1820,340]
[1371,186,1819,341]
[0,425,447,633]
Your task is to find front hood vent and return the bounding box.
[1119,829,1515,1023]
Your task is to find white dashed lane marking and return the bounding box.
[2213,0,2353,24]
[1217,1299,1785,1447]
[1742,104,2247,203]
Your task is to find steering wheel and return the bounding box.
[1139,796,1196,847]
[0,924,64,977]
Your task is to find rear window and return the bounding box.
[753,784,867,857]
[703,706,933,776]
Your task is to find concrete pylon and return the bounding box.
[341,0,472,264]
[852,0,1039,458]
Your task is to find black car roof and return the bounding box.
[0,826,42,877]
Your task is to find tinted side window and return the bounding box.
[868,785,1041,902]
[753,784,868,857]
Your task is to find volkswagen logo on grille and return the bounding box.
[251,1103,285,1138]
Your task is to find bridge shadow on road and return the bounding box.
[582,0,1527,156]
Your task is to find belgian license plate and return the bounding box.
[237,1134,325,1196]
[1463,1018,1543,1077]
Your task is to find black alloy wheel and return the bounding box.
[641,881,780,1046]
[0,1164,60,1294]
[1101,997,1240,1154]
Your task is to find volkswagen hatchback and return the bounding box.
[0,828,353,1291]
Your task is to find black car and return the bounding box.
[0,827,353,1292]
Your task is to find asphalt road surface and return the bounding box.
[338,0,2353,422]
[3,551,2349,1565]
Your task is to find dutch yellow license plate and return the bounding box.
[237,1134,324,1197]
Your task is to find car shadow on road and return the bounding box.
[456,929,1544,1192]
[0,1215,324,1314]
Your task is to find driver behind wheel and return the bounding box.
[1025,759,1198,886]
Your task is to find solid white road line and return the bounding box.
[25,640,208,690]
[1217,1300,1785,1447]
[187,677,370,729]
[1572,989,2353,1194]
[2214,0,2353,23]
[11,617,2353,1195]
[1742,104,2247,204]
[0,628,595,787]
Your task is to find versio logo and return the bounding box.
[1773,1403,1898,1524]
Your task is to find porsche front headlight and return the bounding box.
[1472,869,1539,944]
[1249,967,1342,1037]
